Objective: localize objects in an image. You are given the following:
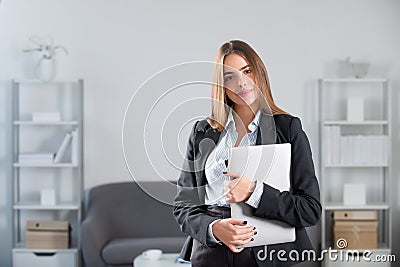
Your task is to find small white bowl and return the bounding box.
[142,249,162,260]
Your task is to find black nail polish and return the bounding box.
[243,220,247,225]
[222,171,227,174]
[253,227,256,230]
[251,238,254,241]
[254,231,257,235]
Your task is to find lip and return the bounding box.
[237,89,252,97]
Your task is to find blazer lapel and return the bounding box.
[256,113,277,145]
[193,127,221,203]
[195,127,221,185]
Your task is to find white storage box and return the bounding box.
[343,184,366,205]
[347,97,364,121]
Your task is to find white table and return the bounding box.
[133,253,191,267]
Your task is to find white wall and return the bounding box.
[1,0,399,266]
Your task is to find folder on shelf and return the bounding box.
[228,143,295,248]
[54,132,72,163]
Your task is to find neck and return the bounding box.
[233,102,259,131]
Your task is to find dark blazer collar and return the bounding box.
[196,113,277,188]
[256,112,277,145]
[200,112,277,146]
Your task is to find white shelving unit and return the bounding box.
[11,79,84,267]
[318,78,392,267]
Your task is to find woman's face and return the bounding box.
[223,53,258,107]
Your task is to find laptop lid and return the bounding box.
[228,143,295,247]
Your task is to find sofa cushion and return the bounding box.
[102,237,186,265]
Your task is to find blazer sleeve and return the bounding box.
[252,117,321,227]
[173,122,218,245]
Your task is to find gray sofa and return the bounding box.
[81,181,187,267]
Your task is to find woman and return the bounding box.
[173,40,321,267]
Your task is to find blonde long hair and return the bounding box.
[206,40,287,132]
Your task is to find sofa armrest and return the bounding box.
[81,213,112,267]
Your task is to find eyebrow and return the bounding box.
[223,64,251,76]
[239,64,250,71]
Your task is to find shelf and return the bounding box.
[13,202,80,210]
[13,79,82,84]
[319,77,392,259]
[324,202,389,210]
[14,243,78,252]
[325,164,389,168]
[320,78,388,83]
[13,163,78,168]
[11,78,84,259]
[323,120,388,126]
[14,121,79,126]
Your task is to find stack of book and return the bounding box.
[340,135,388,165]
[324,126,389,165]
[18,128,79,165]
[18,153,54,164]
[324,126,341,165]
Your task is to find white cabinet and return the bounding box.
[11,79,84,267]
[318,78,392,266]
[13,249,78,267]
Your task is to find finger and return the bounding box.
[228,245,244,253]
[227,178,246,190]
[225,192,232,198]
[227,218,249,226]
[234,230,256,240]
[227,181,240,192]
[226,197,234,203]
[225,192,233,202]
[225,193,236,203]
[223,172,242,178]
[232,226,256,235]
[226,195,241,203]
[231,236,254,246]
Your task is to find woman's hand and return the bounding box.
[212,218,256,253]
[224,172,256,203]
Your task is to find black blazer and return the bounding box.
[173,113,321,267]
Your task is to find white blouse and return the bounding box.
[204,109,263,208]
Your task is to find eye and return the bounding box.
[243,69,252,75]
[224,75,234,83]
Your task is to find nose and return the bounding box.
[238,74,247,88]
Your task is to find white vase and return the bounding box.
[36,58,56,81]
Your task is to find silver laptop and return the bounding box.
[228,143,296,247]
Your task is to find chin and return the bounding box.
[242,94,257,106]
